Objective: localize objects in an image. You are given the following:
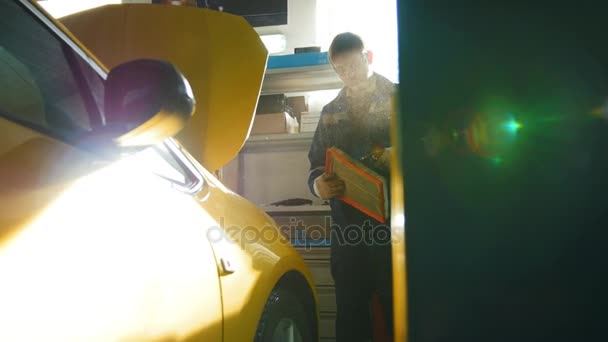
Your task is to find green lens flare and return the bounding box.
[503,119,522,133]
[462,111,523,162]
[491,156,504,165]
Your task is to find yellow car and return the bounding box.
[0,1,317,341]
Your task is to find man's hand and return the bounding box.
[314,173,345,199]
[376,147,392,169]
[362,147,392,171]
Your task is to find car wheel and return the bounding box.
[254,287,314,342]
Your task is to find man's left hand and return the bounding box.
[376,147,392,168]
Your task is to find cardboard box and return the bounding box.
[287,96,308,125]
[300,111,320,122]
[301,116,320,124]
[256,94,287,114]
[287,96,308,114]
[251,112,299,135]
[300,111,320,118]
[300,122,319,133]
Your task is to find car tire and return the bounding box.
[254,287,314,342]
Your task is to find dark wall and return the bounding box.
[398,1,608,341]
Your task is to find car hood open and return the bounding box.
[60,4,268,172]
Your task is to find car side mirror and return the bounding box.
[104,59,195,147]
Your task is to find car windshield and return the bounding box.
[0,0,105,141]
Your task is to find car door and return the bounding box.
[0,1,223,341]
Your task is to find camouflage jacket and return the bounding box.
[307,73,396,225]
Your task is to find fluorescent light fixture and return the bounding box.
[260,34,287,54]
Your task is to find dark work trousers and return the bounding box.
[329,202,393,342]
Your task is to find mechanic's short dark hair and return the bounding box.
[329,32,365,59]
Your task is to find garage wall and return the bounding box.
[316,0,399,82]
[254,0,318,55]
[253,0,399,84]
[121,0,318,56]
[122,0,397,83]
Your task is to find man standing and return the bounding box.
[307,32,395,341]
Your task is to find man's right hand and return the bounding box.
[314,173,345,199]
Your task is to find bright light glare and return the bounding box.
[316,0,399,83]
[504,119,522,133]
[260,34,287,54]
[38,0,121,18]
[0,155,222,341]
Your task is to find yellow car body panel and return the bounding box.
[0,119,225,341]
[189,157,317,341]
[59,4,267,172]
[0,1,317,341]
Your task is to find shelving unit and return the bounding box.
[262,64,342,94]
[224,53,342,207]
[222,53,342,341]
[241,132,315,152]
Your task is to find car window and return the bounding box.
[0,46,46,127]
[0,1,103,140]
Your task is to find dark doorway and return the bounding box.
[397,1,608,341]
